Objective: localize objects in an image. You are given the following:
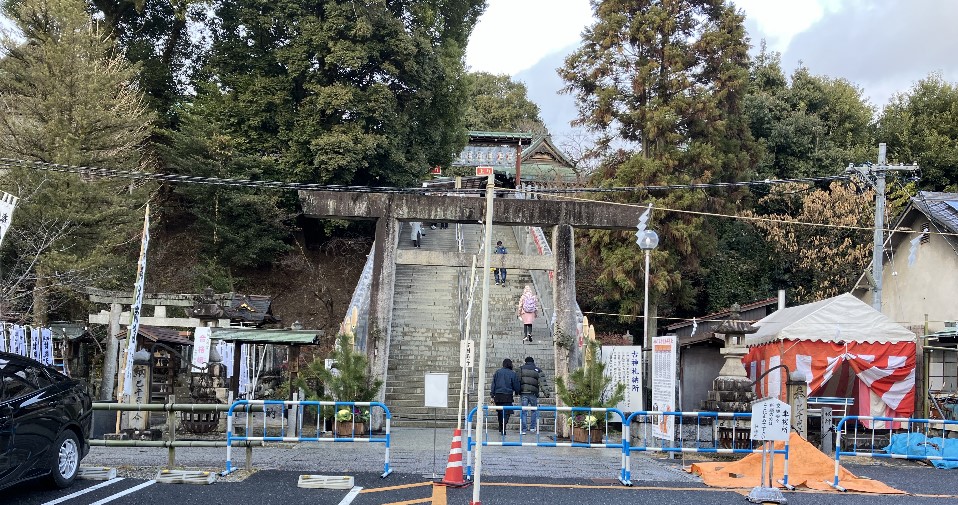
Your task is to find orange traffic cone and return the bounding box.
[437,428,471,487]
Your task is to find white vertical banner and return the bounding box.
[122,205,150,397]
[651,335,677,441]
[0,191,19,246]
[601,345,644,412]
[192,327,212,369]
[0,323,6,352]
[40,327,53,365]
[216,340,234,378]
[238,343,251,397]
[11,324,26,356]
[29,326,40,362]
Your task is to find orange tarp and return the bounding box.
[688,433,903,494]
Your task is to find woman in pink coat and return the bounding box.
[516,285,539,343]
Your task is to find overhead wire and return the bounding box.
[5,156,951,237]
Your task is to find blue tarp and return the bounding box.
[885,433,958,469]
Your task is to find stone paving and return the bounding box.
[83,427,694,482]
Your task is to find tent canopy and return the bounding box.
[747,293,915,346]
[744,293,917,419]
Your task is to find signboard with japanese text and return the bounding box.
[430,166,442,175]
[601,345,643,412]
[750,397,791,441]
[476,166,493,176]
[459,339,475,368]
[651,335,677,441]
[192,326,212,369]
[122,364,151,430]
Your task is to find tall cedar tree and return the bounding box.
[194,0,485,188]
[0,0,154,321]
[156,107,292,275]
[560,0,756,325]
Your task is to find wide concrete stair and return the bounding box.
[386,223,556,427]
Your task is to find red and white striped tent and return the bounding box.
[743,293,917,419]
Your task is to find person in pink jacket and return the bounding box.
[516,285,539,343]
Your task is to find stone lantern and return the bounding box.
[700,304,758,447]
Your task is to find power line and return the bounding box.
[2,157,849,195]
[7,156,944,237]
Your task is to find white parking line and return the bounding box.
[41,478,126,505]
[337,485,364,505]
[88,480,156,504]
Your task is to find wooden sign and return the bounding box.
[476,166,493,176]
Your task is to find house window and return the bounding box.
[921,222,930,244]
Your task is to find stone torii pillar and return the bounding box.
[298,189,642,406]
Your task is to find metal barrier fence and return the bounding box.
[831,415,958,491]
[465,405,630,484]
[623,411,789,487]
[90,402,259,470]
[225,400,393,477]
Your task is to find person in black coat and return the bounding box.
[519,356,549,434]
[490,358,520,434]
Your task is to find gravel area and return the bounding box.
[83,427,694,483]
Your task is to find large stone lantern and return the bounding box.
[701,304,758,447]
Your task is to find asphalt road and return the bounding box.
[6,463,957,505]
[6,426,957,505]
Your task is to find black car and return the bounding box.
[0,351,92,491]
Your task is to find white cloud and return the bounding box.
[731,0,836,53]
[465,0,593,75]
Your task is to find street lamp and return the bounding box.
[637,229,659,349]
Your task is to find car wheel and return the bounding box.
[48,431,80,488]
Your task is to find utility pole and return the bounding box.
[471,173,495,505]
[847,143,919,312]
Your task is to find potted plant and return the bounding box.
[334,406,371,436]
[556,339,625,443]
[314,334,382,437]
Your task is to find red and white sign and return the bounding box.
[476,166,494,176]
[430,166,442,175]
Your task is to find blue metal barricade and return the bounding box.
[623,411,790,487]
[465,405,630,484]
[225,400,393,477]
[831,415,958,491]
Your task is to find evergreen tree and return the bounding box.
[560,0,756,324]
[878,74,958,192]
[464,72,546,133]
[156,107,292,275]
[193,0,485,187]
[744,48,876,179]
[0,0,155,320]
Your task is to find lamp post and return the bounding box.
[637,229,659,349]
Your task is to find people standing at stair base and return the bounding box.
[494,240,507,285]
[491,358,520,434]
[519,356,549,435]
[517,285,539,342]
[410,222,422,248]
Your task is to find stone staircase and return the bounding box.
[386,223,556,427]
